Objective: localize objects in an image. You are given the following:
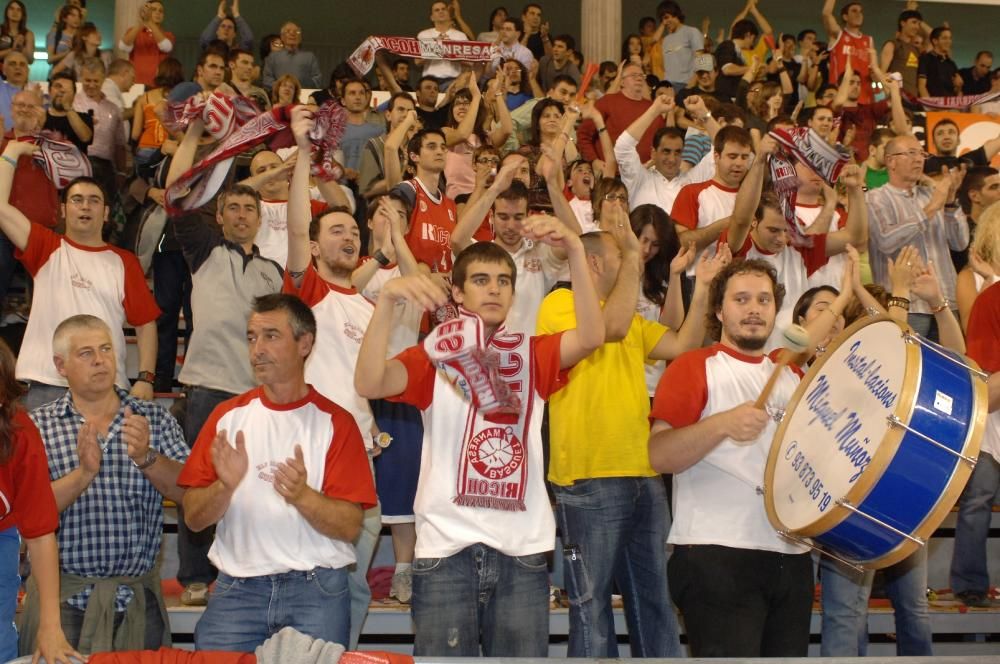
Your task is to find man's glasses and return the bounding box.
[886,150,930,159]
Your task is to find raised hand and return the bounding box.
[521,215,578,250]
[910,258,946,307]
[888,245,920,294]
[289,105,315,148]
[670,241,696,276]
[274,444,309,505]
[211,430,249,491]
[77,421,102,479]
[601,204,640,253]
[122,406,152,464]
[381,274,451,311]
[838,163,864,189]
[696,243,732,283]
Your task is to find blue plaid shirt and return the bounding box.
[30,388,188,611]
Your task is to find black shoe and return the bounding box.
[956,590,991,608]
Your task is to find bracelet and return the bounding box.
[373,249,391,267]
[865,306,882,318]
[597,126,607,134]
[887,296,911,311]
[930,300,949,314]
[0,155,16,168]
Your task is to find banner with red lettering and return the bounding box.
[348,36,497,77]
[905,89,1000,112]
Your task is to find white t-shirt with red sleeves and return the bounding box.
[283,264,376,442]
[177,387,377,577]
[651,343,807,554]
[797,202,847,290]
[360,262,422,359]
[15,225,160,388]
[724,230,830,352]
[257,198,328,270]
[964,278,1000,464]
[505,239,565,336]
[670,179,738,276]
[390,329,568,558]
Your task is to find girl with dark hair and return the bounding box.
[0,1,33,63]
[621,33,650,75]
[46,4,82,73]
[0,339,79,663]
[478,6,508,42]
[630,204,692,395]
[50,22,111,79]
[443,73,512,199]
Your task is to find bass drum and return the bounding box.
[764,315,986,569]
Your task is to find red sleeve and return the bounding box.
[321,409,377,508]
[13,223,61,277]
[718,227,751,258]
[966,282,1000,373]
[650,349,709,427]
[387,344,437,410]
[767,348,805,378]
[118,248,161,326]
[8,411,58,538]
[531,332,570,400]
[670,184,700,231]
[798,233,830,276]
[310,199,327,217]
[177,401,229,488]
[282,263,329,307]
[472,211,494,242]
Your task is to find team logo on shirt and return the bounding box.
[523,258,542,273]
[467,426,524,480]
[343,321,364,343]
[447,208,455,222]
[70,272,93,290]
[419,200,428,213]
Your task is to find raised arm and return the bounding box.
[286,107,315,280]
[451,162,519,253]
[726,136,773,252]
[0,140,36,250]
[166,117,205,188]
[442,78,482,147]
[822,0,842,40]
[486,71,513,148]
[832,54,853,111]
[383,109,418,188]
[599,207,643,341]
[825,164,868,255]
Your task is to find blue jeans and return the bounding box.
[348,492,380,649]
[951,452,1000,596]
[553,476,681,657]
[0,528,18,662]
[411,544,549,657]
[194,567,349,652]
[820,556,874,656]
[177,386,235,587]
[820,548,932,656]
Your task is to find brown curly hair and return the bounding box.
[705,258,786,341]
[0,338,25,462]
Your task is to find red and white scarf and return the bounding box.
[767,127,851,248]
[904,89,1000,111]
[165,96,347,216]
[424,309,531,512]
[348,35,496,77]
[31,131,91,189]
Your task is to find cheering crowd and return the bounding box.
[2,0,1000,661]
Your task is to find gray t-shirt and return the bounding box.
[661,24,704,85]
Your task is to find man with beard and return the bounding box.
[283,107,385,648]
[648,258,813,658]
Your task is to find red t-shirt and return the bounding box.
[0,410,58,539]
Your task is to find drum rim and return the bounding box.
[859,341,987,569]
[764,315,915,541]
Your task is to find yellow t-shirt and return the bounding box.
[536,288,667,486]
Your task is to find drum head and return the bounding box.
[765,316,913,535]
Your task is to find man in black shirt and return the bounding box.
[43,71,93,153]
[918,27,960,97]
[960,51,994,95]
[715,20,759,102]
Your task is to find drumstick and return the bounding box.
[754,324,810,410]
[576,63,599,102]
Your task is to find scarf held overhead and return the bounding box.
[348,36,496,76]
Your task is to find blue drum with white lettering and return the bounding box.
[764,316,986,569]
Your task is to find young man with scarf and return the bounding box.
[355,222,606,657]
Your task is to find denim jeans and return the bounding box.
[553,476,681,658]
[194,567,349,652]
[820,555,874,656]
[0,528,18,662]
[411,544,549,657]
[951,452,1000,596]
[347,481,380,649]
[177,386,236,587]
[820,548,932,656]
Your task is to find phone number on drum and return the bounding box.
[786,442,833,512]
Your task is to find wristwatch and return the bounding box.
[131,448,159,470]
[372,432,393,450]
[136,370,156,385]
[373,249,391,267]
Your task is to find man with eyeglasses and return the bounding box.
[867,133,968,341]
[262,22,321,89]
[0,141,160,409]
[577,62,660,167]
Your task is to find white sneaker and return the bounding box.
[390,569,413,603]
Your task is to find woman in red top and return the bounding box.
[0,339,77,663]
